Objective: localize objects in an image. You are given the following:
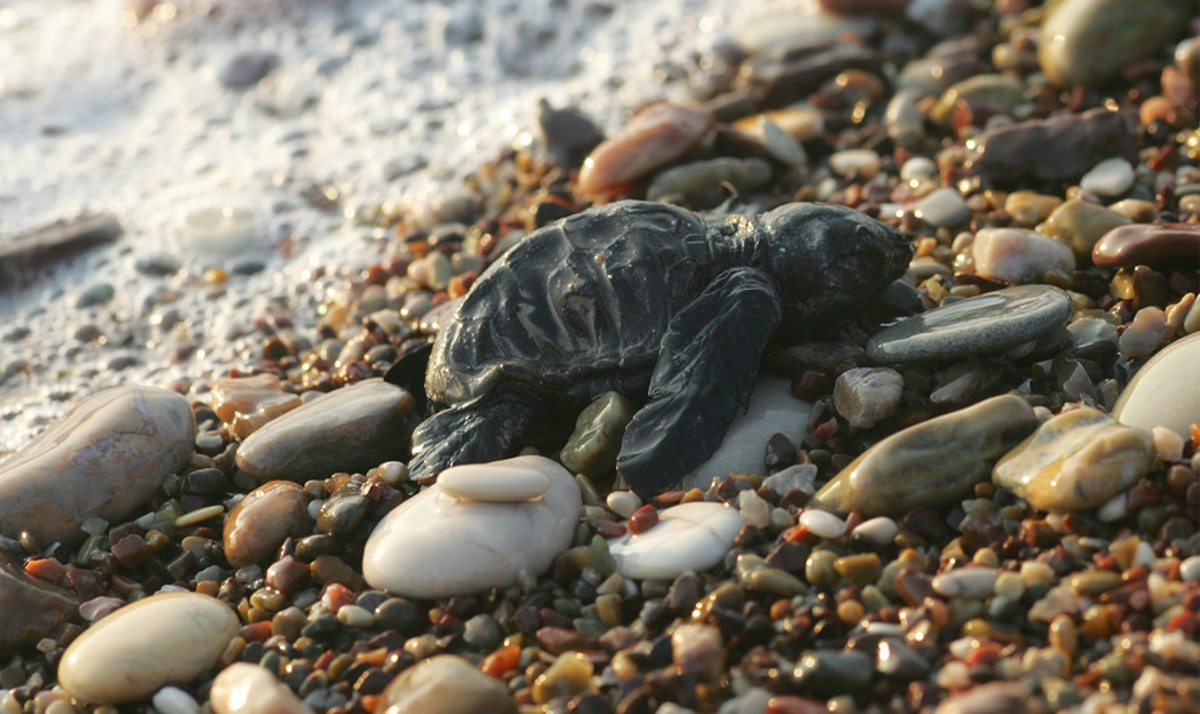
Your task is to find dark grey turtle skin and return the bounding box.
[403,200,911,498]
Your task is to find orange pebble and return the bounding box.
[482,643,521,679]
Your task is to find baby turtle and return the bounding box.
[398,200,911,497]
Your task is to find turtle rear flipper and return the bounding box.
[407,386,543,482]
[616,266,782,499]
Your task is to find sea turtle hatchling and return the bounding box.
[395,200,912,498]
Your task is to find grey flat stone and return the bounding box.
[866,285,1071,365]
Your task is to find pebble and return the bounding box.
[1079,158,1135,197]
[798,508,847,539]
[993,406,1154,512]
[536,100,604,169]
[532,652,595,703]
[235,378,420,483]
[1180,555,1200,582]
[931,567,998,599]
[607,502,742,580]
[152,687,199,714]
[0,386,194,544]
[219,50,280,90]
[935,680,1031,714]
[438,460,551,502]
[685,377,813,489]
[1003,191,1061,228]
[1038,0,1188,88]
[852,516,899,546]
[792,650,873,699]
[833,367,903,429]
[731,4,875,54]
[223,480,311,568]
[377,655,515,714]
[813,395,1037,516]
[910,187,970,228]
[576,102,714,197]
[966,108,1136,184]
[1113,332,1200,436]
[1092,223,1200,269]
[673,623,726,681]
[1152,426,1184,463]
[209,663,313,714]
[762,463,818,497]
[971,228,1075,284]
[647,157,772,205]
[0,554,77,652]
[560,392,635,477]
[738,489,771,529]
[58,592,238,704]
[211,373,302,436]
[1040,198,1132,262]
[605,490,642,519]
[75,283,115,309]
[362,456,581,598]
[929,74,1024,126]
[828,149,881,179]
[866,285,1071,364]
[1118,307,1167,358]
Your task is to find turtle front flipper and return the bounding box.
[407,386,542,482]
[617,266,782,498]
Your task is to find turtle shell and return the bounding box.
[426,201,713,407]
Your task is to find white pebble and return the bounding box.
[828,149,881,179]
[1181,555,1200,582]
[737,490,771,529]
[852,516,899,546]
[971,228,1075,283]
[798,508,846,539]
[1080,158,1134,197]
[151,687,198,714]
[377,461,406,487]
[1152,426,1184,462]
[335,604,374,628]
[912,187,970,228]
[900,156,937,181]
[307,499,323,521]
[606,491,642,519]
[438,460,551,502]
[931,567,998,599]
[1098,491,1129,522]
[762,463,817,496]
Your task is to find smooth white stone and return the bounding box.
[737,490,771,529]
[931,567,998,599]
[437,461,551,502]
[363,456,581,599]
[606,491,642,519]
[58,592,238,704]
[972,228,1075,283]
[900,157,938,181]
[685,377,813,490]
[1113,333,1200,438]
[828,149,881,179]
[336,604,374,628]
[798,508,846,539]
[852,516,899,546]
[912,187,970,228]
[152,687,199,714]
[1080,158,1135,197]
[608,502,742,580]
[210,663,314,714]
[732,0,874,54]
[1152,426,1184,462]
[1180,555,1200,582]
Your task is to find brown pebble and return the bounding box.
[627,504,659,535]
[1092,223,1200,269]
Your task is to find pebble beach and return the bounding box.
[1,0,1199,713]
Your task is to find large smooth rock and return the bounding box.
[0,554,78,652]
[1039,0,1187,88]
[58,592,238,704]
[607,502,743,580]
[1092,223,1200,270]
[210,663,314,714]
[0,386,194,544]
[965,108,1136,184]
[685,377,813,490]
[866,285,1071,365]
[993,406,1153,512]
[1113,333,1200,437]
[236,379,420,483]
[223,480,312,568]
[576,102,714,198]
[812,395,1038,517]
[378,655,515,714]
[362,456,581,599]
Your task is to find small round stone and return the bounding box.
[798,509,846,539]
[1079,158,1134,197]
[438,461,551,502]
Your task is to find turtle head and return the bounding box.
[761,203,912,337]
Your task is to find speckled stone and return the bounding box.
[223,480,311,568]
[993,406,1154,512]
[235,379,420,483]
[1039,0,1188,88]
[1092,223,1200,269]
[362,456,581,599]
[1113,333,1200,437]
[210,663,314,714]
[866,285,1071,365]
[58,592,238,704]
[0,554,77,653]
[607,502,743,580]
[813,395,1037,517]
[0,386,194,544]
[378,655,515,714]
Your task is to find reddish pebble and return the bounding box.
[482,643,521,679]
[266,555,310,595]
[111,534,154,569]
[322,582,356,614]
[25,557,68,584]
[627,504,659,535]
[768,695,830,714]
[239,620,273,642]
[1092,223,1200,269]
[576,102,714,198]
